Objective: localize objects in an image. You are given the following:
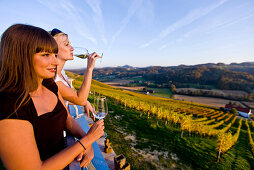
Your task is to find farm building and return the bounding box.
[146,90,154,95]
[225,104,252,118]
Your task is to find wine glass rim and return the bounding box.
[73,47,89,56]
[95,96,106,99]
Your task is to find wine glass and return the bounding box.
[93,96,108,138]
[73,47,89,59]
[74,47,103,60]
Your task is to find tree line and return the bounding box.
[69,63,254,93]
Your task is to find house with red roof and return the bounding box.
[225,104,252,118]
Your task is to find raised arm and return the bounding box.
[56,52,100,106]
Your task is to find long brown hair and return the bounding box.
[0,24,58,113]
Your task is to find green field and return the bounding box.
[68,71,254,170]
[96,99,253,169]
[147,88,173,98]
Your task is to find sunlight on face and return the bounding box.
[55,35,74,61]
[33,52,58,80]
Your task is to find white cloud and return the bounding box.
[158,44,167,50]
[84,0,107,45]
[36,0,97,44]
[140,0,228,48]
[208,10,254,33]
[109,0,144,49]
[159,8,254,51]
[137,0,154,26]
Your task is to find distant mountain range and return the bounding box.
[67,62,254,93]
[121,65,136,69]
[68,62,254,71]
[176,62,254,73]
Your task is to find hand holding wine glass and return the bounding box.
[86,119,104,140]
[74,47,90,59]
[74,47,103,70]
[74,47,103,59]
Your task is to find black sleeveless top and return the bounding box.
[0,79,68,160]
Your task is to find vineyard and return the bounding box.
[67,71,254,169]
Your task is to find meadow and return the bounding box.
[67,71,254,169]
[102,81,250,108]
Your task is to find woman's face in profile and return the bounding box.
[56,35,74,61]
[33,52,58,79]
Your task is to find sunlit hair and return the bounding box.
[49,28,68,45]
[0,24,58,114]
[53,33,68,45]
[53,32,67,38]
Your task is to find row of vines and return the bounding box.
[70,75,254,163]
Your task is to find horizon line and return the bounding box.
[65,61,254,70]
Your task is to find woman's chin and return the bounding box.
[67,56,74,61]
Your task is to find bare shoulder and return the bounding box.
[0,119,34,146]
[0,119,33,134]
[0,119,41,169]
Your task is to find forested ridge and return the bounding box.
[69,62,254,92]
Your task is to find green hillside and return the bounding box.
[66,71,254,170]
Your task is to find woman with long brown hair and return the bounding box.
[0,24,104,169]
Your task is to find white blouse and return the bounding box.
[55,70,72,107]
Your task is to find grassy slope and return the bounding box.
[66,71,254,170]
[104,100,254,169]
[148,88,173,98]
[216,121,254,170]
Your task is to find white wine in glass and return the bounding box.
[93,96,108,138]
[74,47,89,59]
[74,47,103,59]
[93,96,108,120]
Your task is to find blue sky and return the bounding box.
[0,0,254,69]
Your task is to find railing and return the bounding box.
[67,105,109,170]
